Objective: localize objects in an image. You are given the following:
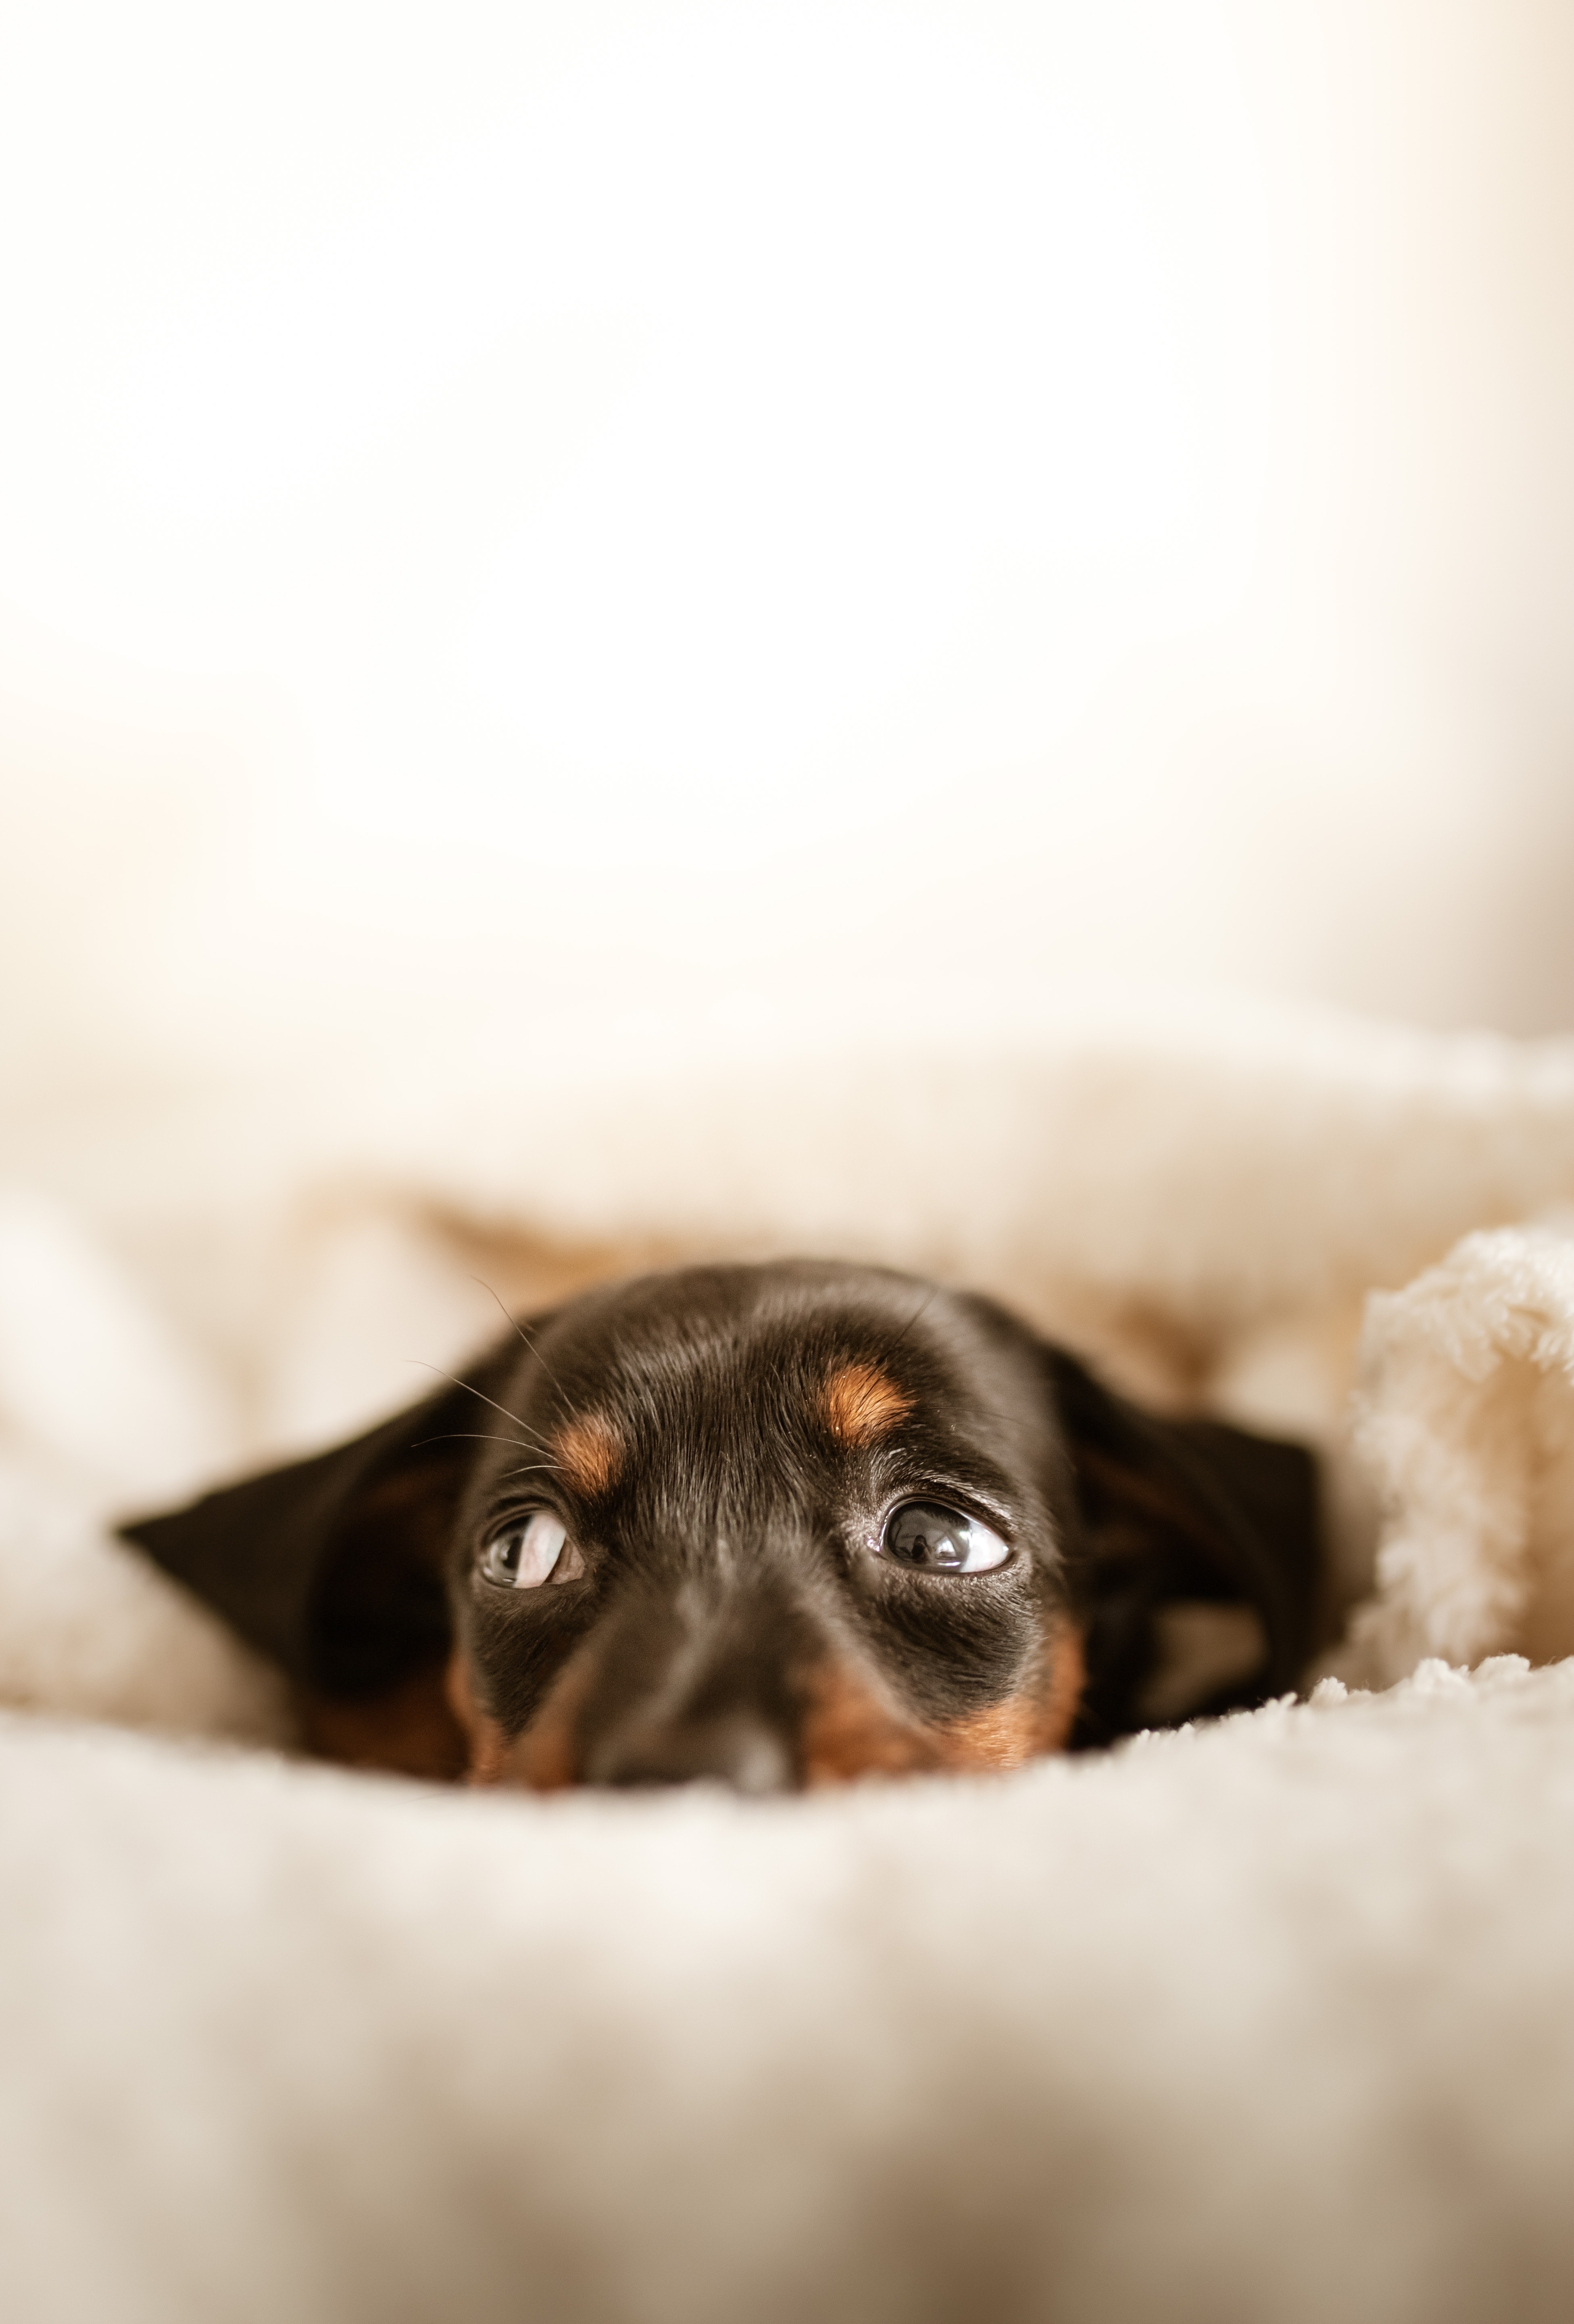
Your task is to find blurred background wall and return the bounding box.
[3,0,1573,1112]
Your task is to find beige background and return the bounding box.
[3,0,1574,1119]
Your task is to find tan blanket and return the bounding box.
[3,997,1574,2320]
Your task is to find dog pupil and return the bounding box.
[889,1504,968,1568]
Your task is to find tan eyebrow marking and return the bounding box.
[817,1362,914,1448]
[552,1414,622,1496]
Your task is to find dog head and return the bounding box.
[123,1260,1319,1789]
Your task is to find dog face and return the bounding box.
[448,1263,1088,1790]
[123,1260,1320,1790]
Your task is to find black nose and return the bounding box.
[586,1709,795,1794]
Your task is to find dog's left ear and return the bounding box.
[1042,1346,1322,1744]
[118,1334,529,1717]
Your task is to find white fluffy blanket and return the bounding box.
[4,999,1574,2321]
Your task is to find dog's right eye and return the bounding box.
[479,1514,584,1589]
[881,1501,1011,1573]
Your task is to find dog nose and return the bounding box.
[588,1709,795,1794]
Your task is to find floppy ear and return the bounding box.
[1042,1347,1322,1744]
[118,1333,530,1765]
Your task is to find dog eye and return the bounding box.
[881,1502,1010,1573]
[479,1513,584,1589]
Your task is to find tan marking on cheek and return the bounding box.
[801,1621,1088,1786]
[1038,1622,1087,1752]
[801,1663,942,1784]
[933,1696,1043,1769]
[552,1414,622,1496]
[479,1651,602,1792]
[298,1668,468,1783]
[446,1650,508,1785]
[934,1623,1087,1767]
[451,1639,588,1792]
[817,1362,915,1448]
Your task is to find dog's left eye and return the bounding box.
[479,1514,584,1588]
[880,1502,1011,1573]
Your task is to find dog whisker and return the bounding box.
[404,1360,552,1452]
[411,1434,557,1462]
[470,1277,567,1400]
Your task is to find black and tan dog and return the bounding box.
[122,1260,1320,1791]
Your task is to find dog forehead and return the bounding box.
[525,1261,1034,1447]
[544,1264,929,1387]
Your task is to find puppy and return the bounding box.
[121,1260,1320,1790]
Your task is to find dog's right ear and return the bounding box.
[1042,1345,1322,1744]
[118,1333,532,1705]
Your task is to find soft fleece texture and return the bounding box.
[4,996,1574,2322]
